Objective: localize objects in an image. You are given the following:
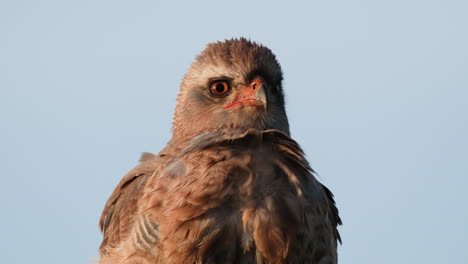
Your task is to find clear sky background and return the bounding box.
[1,1,467,263]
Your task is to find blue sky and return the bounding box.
[1,1,467,263]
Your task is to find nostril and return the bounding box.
[249,78,263,91]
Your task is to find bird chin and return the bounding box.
[224,99,266,110]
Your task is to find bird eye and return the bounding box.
[209,81,230,96]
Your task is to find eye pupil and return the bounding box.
[216,83,225,93]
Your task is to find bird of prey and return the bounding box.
[98,38,341,264]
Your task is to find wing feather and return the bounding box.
[99,153,163,254]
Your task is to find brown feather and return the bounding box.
[99,129,340,263]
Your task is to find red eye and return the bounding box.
[210,81,230,95]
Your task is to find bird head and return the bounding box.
[172,38,290,141]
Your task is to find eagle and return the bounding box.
[98,38,341,264]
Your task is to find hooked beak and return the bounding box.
[224,78,267,110]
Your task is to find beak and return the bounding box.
[224,78,268,110]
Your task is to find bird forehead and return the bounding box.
[186,62,245,84]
